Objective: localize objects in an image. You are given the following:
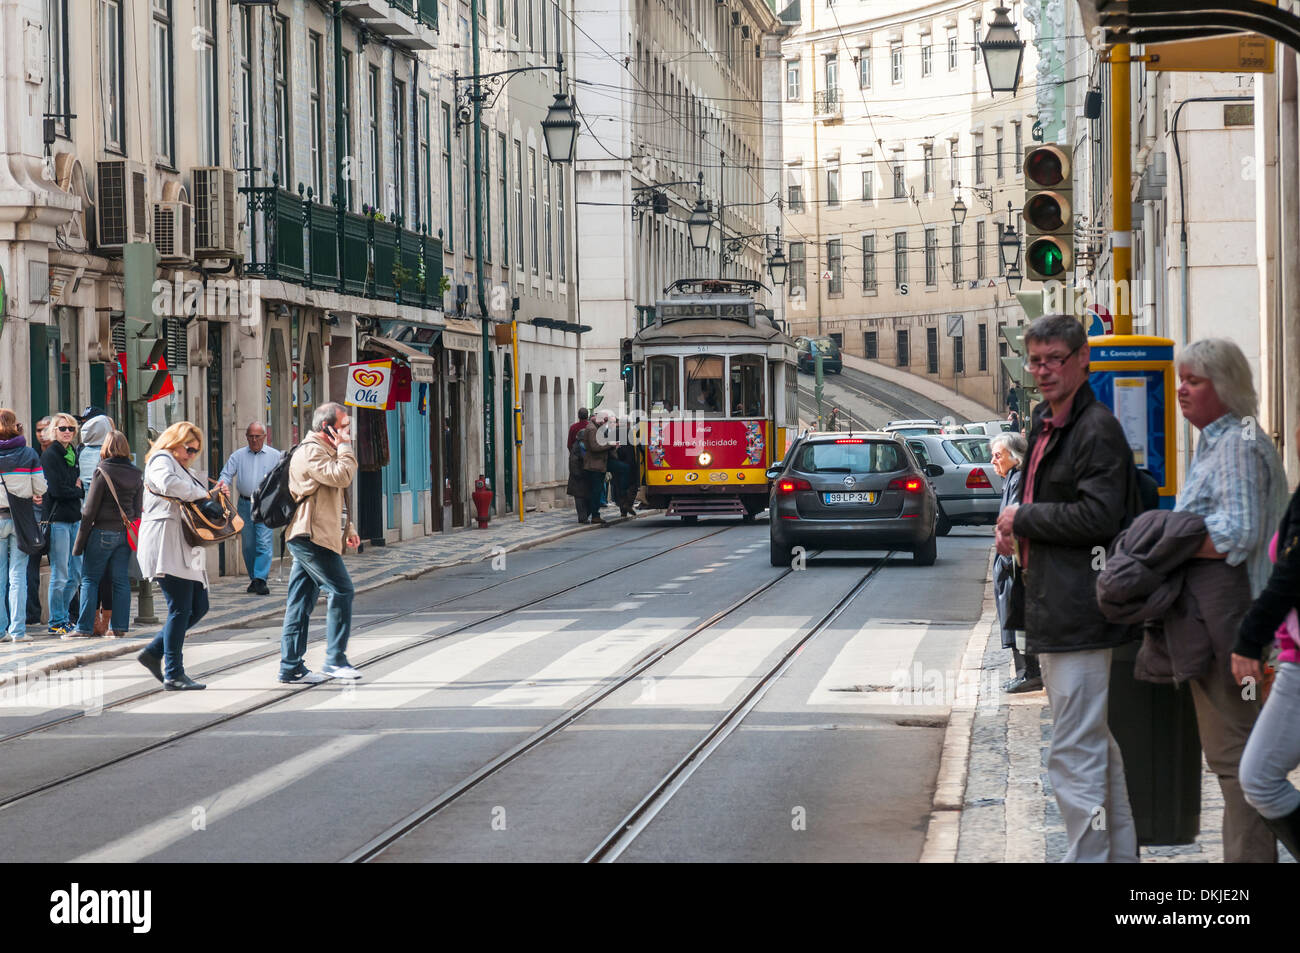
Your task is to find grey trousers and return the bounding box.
[1040,648,1140,863]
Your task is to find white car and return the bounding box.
[962,420,1017,436]
[881,419,944,437]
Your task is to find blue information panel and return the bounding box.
[1087,335,1178,506]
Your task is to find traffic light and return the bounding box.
[1022,144,1073,282]
[587,380,605,411]
[619,338,634,393]
[124,316,168,402]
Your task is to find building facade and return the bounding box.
[781,0,1039,415]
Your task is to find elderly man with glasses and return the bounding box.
[216,422,281,595]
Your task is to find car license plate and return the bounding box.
[823,492,877,504]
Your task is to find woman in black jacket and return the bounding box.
[41,413,84,635]
[68,432,142,639]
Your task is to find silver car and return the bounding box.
[903,434,1004,535]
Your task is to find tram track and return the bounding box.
[349,550,893,864]
[0,521,747,813]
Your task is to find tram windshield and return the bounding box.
[684,356,725,416]
[729,355,765,417]
[648,356,679,412]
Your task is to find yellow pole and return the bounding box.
[1111,43,1133,335]
[512,319,524,521]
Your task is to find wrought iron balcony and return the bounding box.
[241,178,445,311]
[813,88,842,121]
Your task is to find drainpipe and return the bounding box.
[471,0,495,506]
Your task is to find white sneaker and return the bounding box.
[279,669,330,685]
[321,663,362,680]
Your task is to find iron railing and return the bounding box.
[813,88,842,118]
[241,176,444,309]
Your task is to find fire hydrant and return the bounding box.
[471,474,493,529]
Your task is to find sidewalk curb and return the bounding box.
[919,548,998,863]
[0,513,640,690]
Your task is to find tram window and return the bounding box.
[729,355,765,417]
[648,356,679,412]
[795,440,904,473]
[684,355,725,416]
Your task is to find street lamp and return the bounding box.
[767,244,788,286]
[980,6,1026,95]
[541,92,579,164]
[999,220,1021,271]
[688,198,714,251]
[1006,264,1024,294]
[951,194,968,227]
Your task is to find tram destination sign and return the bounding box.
[656,299,755,322]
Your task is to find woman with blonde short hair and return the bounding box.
[41,412,84,635]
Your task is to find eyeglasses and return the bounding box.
[1023,346,1081,374]
[183,446,200,456]
[57,426,76,433]
[246,433,265,440]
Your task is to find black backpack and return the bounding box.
[251,444,300,529]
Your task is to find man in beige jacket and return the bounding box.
[278,402,362,684]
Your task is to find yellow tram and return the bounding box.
[630,279,799,522]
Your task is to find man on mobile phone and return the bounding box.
[277,402,362,684]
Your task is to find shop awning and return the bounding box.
[360,334,436,383]
[440,317,484,353]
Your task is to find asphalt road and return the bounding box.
[0,517,992,863]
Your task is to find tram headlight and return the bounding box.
[698,452,712,466]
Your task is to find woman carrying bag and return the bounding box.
[67,431,142,640]
[41,413,84,635]
[0,409,47,643]
[136,422,214,691]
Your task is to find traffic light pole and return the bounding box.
[1111,43,1133,335]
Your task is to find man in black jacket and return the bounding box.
[995,314,1142,862]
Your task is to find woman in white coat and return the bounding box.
[135,421,213,690]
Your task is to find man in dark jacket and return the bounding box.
[995,313,1142,863]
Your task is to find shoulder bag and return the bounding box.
[149,463,243,547]
[98,467,141,551]
[0,473,48,556]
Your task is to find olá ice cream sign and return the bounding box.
[345,359,393,409]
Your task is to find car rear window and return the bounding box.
[795,441,904,473]
[943,438,993,465]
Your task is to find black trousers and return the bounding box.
[1012,646,1041,680]
[25,553,42,623]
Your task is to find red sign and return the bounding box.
[646,419,767,469]
[114,351,175,402]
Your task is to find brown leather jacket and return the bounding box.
[286,433,358,554]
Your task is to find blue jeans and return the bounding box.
[47,520,82,627]
[145,575,209,681]
[236,496,274,582]
[0,519,30,638]
[75,528,132,635]
[586,470,607,510]
[1241,661,1300,820]
[279,537,354,678]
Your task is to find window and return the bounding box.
[788,183,805,213]
[498,0,505,26]
[729,355,765,417]
[896,329,909,366]
[47,0,70,138]
[513,140,524,269]
[951,224,962,282]
[862,233,876,291]
[419,93,432,230]
[978,323,988,371]
[786,60,800,100]
[923,149,934,194]
[648,356,679,411]
[513,0,519,38]
[861,169,873,201]
[996,133,1005,179]
[864,331,878,359]
[684,355,725,416]
[924,228,937,285]
[543,158,553,278]
[892,162,905,198]
[894,231,908,287]
[368,65,381,209]
[192,1,218,165]
[796,441,905,474]
[272,15,293,185]
[947,29,957,70]
[461,130,470,256]
[308,33,323,197]
[528,147,538,275]
[921,37,932,76]
[557,167,566,280]
[499,133,509,267]
[827,238,843,294]
[441,104,454,249]
[927,327,939,373]
[826,166,840,207]
[973,19,982,63]
[541,0,548,60]
[825,54,838,95]
[953,334,966,374]
[394,79,407,222]
[1014,123,1023,175]
[789,242,806,297]
[891,43,902,83]
[976,221,986,279]
[974,142,985,185]
[858,47,871,87]
[949,140,958,188]
[152,0,174,166]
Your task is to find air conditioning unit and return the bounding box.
[95,159,149,251]
[192,166,239,259]
[154,201,194,263]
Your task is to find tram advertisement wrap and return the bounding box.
[646,419,767,469]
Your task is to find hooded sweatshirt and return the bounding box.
[0,436,48,509]
[78,415,113,486]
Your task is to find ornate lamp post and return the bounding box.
[980,6,1026,95]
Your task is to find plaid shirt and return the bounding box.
[1175,413,1289,597]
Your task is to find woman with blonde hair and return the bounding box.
[135,421,213,690]
[68,431,142,639]
[40,412,84,635]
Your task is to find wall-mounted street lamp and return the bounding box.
[1005,264,1024,294]
[688,198,715,251]
[980,6,1026,95]
[767,243,789,286]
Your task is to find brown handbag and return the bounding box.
[150,468,244,547]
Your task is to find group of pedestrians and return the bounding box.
[566,407,640,525]
[992,313,1300,863]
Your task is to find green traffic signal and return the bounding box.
[1026,238,1068,279]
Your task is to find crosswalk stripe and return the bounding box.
[805,623,931,706]
[306,618,579,711]
[634,616,811,707]
[71,734,375,863]
[475,617,695,709]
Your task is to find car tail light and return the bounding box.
[888,477,924,494]
[966,467,993,489]
[777,478,812,494]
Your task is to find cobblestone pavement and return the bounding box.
[0,504,620,688]
[957,616,1299,863]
